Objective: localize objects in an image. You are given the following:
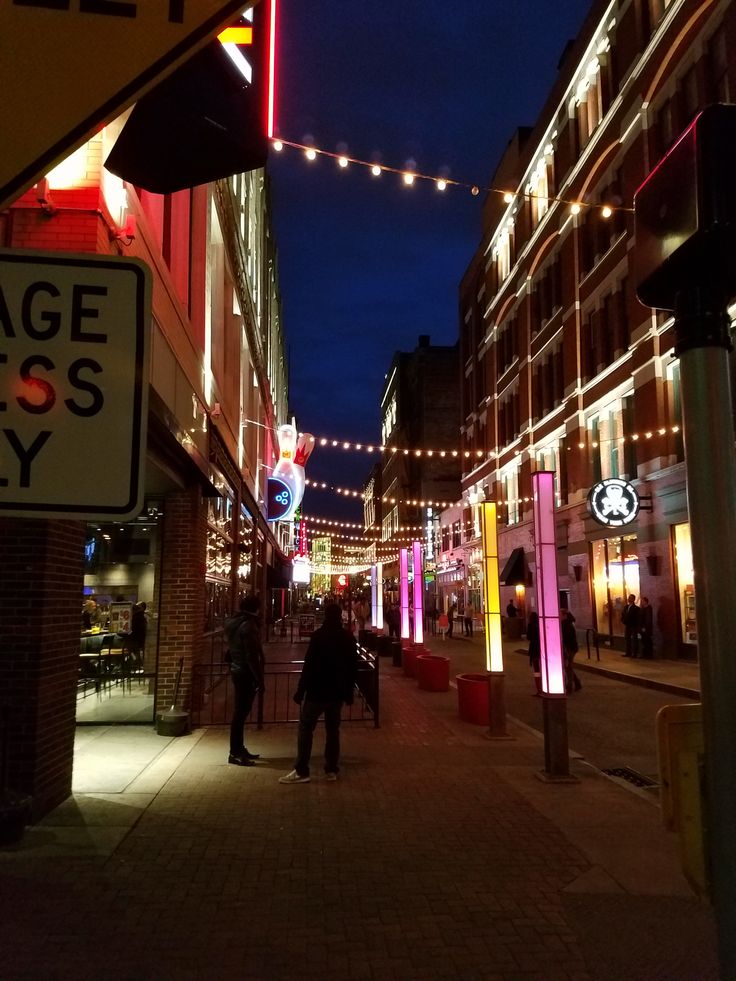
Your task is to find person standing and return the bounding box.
[280,603,358,784]
[527,611,542,695]
[447,602,456,639]
[640,596,654,659]
[621,594,641,658]
[561,608,581,693]
[506,600,518,618]
[463,601,474,638]
[224,595,265,766]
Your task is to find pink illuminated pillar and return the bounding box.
[412,541,424,646]
[480,503,503,672]
[399,548,410,641]
[532,471,565,695]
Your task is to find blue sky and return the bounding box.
[268,0,593,518]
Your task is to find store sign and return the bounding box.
[587,478,640,528]
[0,249,150,519]
[292,557,310,585]
[266,475,292,521]
[0,0,251,209]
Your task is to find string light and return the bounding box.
[270,137,634,216]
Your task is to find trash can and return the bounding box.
[416,654,450,692]
[390,639,402,667]
[456,673,490,725]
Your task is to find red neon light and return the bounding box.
[267,0,277,138]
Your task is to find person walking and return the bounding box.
[527,611,542,695]
[224,595,265,766]
[561,608,581,693]
[463,601,474,637]
[621,594,642,658]
[280,603,358,784]
[640,596,654,659]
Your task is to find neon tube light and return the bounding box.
[532,471,565,695]
[267,0,278,138]
[412,541,424,645]
[400,548,410,640]
[480,503,503,672]
[376,561,383,633]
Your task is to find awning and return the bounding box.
[499,547,526,586]
[104,39,267,194]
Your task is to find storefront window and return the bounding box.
[205,472,235,632]
[237,502,255,598]
[673,523,696,646]
[591,534,640,638]
[78,504,162,724]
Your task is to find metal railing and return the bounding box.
[191,643,379,729]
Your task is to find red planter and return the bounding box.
[416,654,450,692]
[456,672,490,725]
[402,645,420,677]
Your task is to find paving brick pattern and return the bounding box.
[0,644,718,980]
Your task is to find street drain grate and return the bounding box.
[602,766,659,789]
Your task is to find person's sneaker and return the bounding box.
[228,754,256,766]
[325,772,338,782]
[278,770,310,784]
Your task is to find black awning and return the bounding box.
[104,39,267,194]
[499,547,526,586]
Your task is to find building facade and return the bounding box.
[0,124,290,816]
[459,0,734,658]
[375,334,462,608]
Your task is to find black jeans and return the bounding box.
[464,616,473,637]
[229,673,258,755]
[295,699,342,777]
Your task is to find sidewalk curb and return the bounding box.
[575,660,700,700]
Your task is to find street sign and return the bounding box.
[0,0,252,210]
[0,248,151,519]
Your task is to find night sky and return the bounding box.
[268,0,593,521]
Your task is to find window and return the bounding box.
[666,359,685,461]
[575,58,603,149]
[527,144,555,228]
[532,253,562,329]
[452,521,462,548]
[535,441,563,507]
[588,398,629,482]
[382,394,397,444]
[382,507,399,542]
[501,465,520,525]
[494,224,513,283]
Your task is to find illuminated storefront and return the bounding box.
[673,523,697,649]
[591,534,640,640]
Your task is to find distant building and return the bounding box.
[459,0,734,657]
[373,334,461,606]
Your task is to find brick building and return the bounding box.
[458,0,735,658]
[374,334,461,608]
[0,126,290,817]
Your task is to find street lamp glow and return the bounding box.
[305,147,317,161]
[371,165,382,176]
[403,172,415,186]
[338,156,349,168]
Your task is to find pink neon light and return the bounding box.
[267,0,277,138]
[532,471,565,695]
[400,548,410,640]
[412,541,424,645]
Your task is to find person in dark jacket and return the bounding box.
[527,611,542,695]
[279,603,358,784]
[561,608,581,693]
[224,595,265,766]
[621,594,642,658]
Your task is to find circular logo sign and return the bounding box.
[587,478,640,528]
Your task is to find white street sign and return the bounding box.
[0,249,150,519]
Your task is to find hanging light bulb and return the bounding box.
[570,202,581,215]
[436,179,447,191]
[403,172,415,186]
[371,165,382,177]
[503,191,514,204]
[338,156,349,168]
[601,205,613,218]
[273,140,284,152]
[305,147,317,161]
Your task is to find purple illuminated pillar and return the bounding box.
[532,471,565,695]
[399,548,410,641]
[412,540,424,646]
[375,561,383,632]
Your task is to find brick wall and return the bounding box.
[156,486,207,716]
[0,518,85,819]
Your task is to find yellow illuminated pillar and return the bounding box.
[481,503,503,673]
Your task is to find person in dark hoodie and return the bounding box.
[224,595,265,766]
[279,603,358,784]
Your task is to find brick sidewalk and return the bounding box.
[0,646,718,981]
